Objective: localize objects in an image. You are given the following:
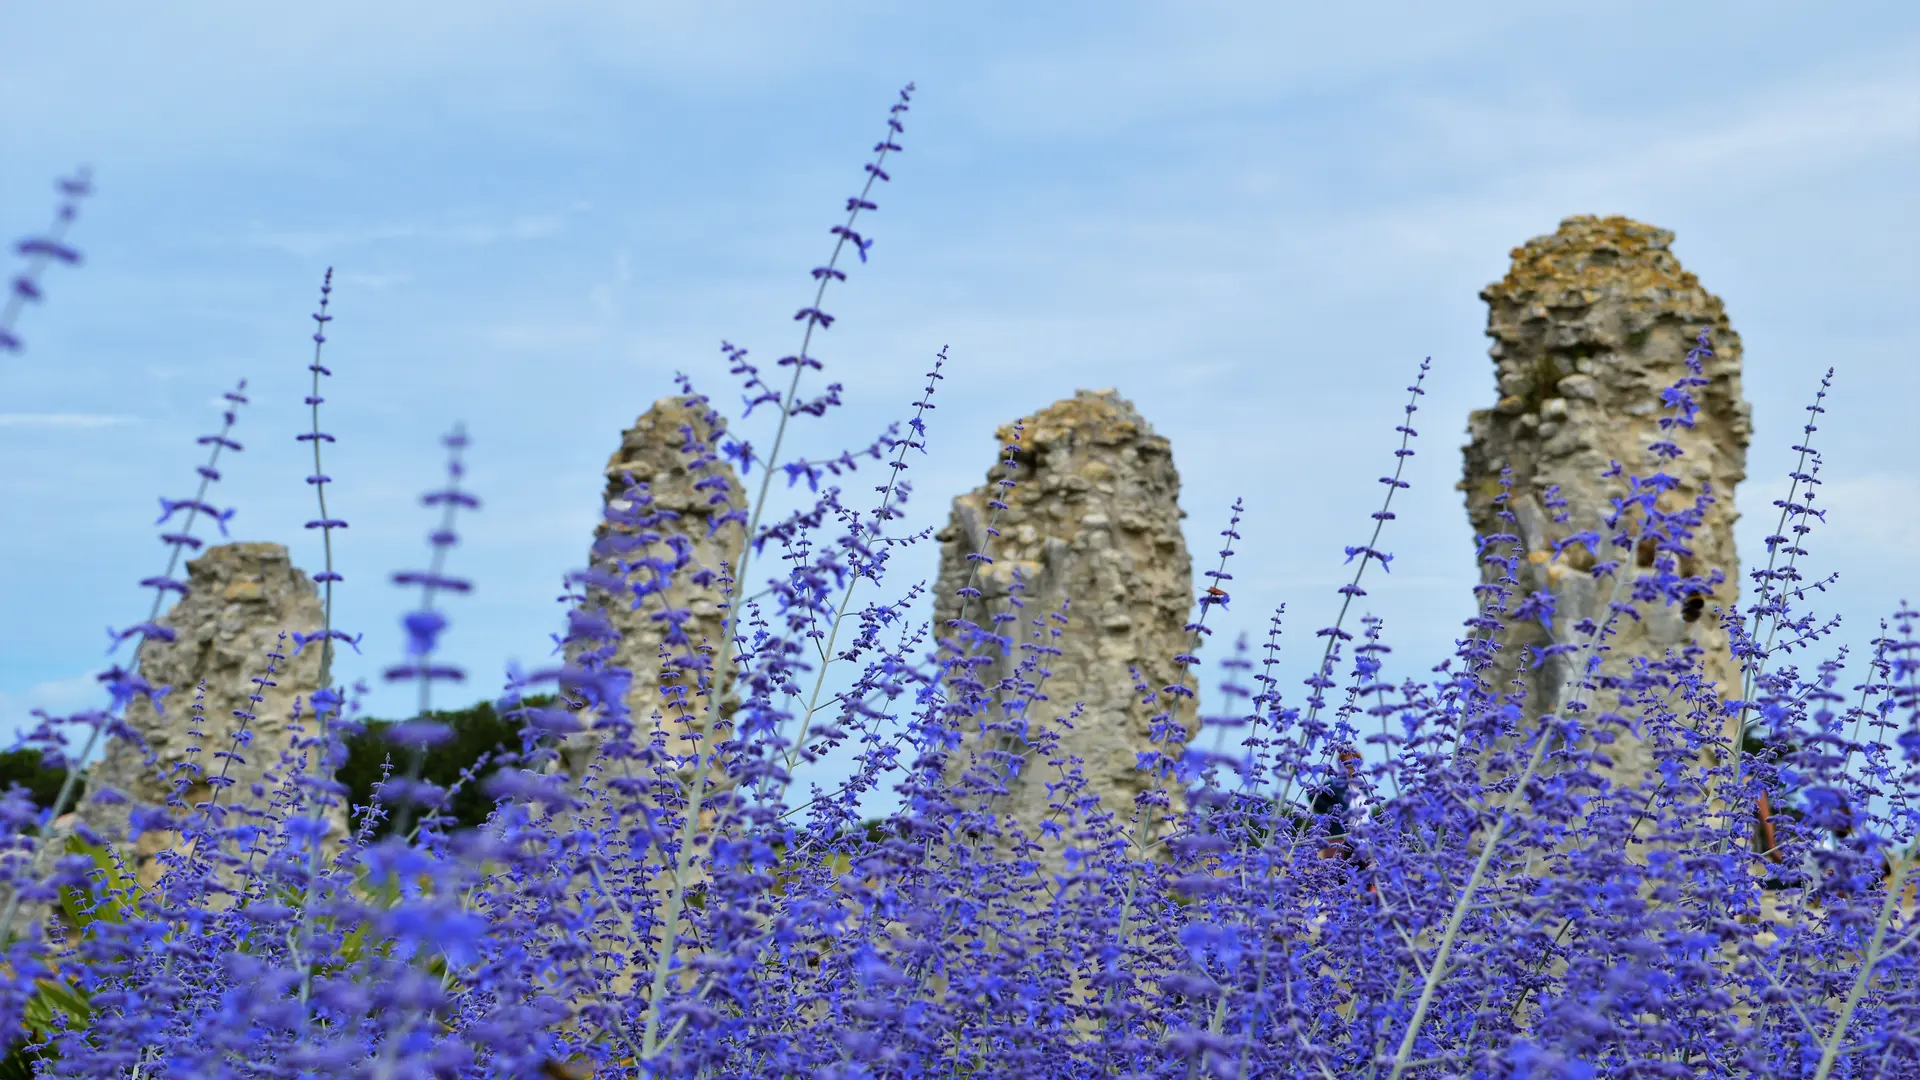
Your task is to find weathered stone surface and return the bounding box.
[933,389,1197,854]
[81,541,345,888]
[563,394,746,784]
[550,394,747,998]
[1460,215,1751,788]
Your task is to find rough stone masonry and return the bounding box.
[1460,214,1752,789]
[81,541,346,890]
[933,389,1198,857]
[565,394,746,813]
[551,394,746,996]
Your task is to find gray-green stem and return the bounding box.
[638,121,901,1057]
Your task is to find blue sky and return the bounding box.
[3,3,1916,807]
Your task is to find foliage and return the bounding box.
[0,749,75,816]
[336,696,554,838]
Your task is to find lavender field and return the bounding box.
[3,6,1919,1077]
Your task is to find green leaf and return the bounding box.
[55,835,138,930]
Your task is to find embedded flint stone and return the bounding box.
[934,389,1197,858]
[81,541,347,890]
[565,394,746,801]
[1460,215,1752,788]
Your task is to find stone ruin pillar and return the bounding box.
[548,394,746,997]
[81,541,346,890]
[564,394,746,815]
[1460,215,1752,789]
[933,389,1198,859]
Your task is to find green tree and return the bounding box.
[338,695,555,837]
[0,746,77,814]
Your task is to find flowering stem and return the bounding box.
[0,167,92,356]
[638,84,913,1061]
[1386,719,1551,1080]
[293,267,347,1024]
[1813,855,1913,1080]
[779,350,942,777]
[1387,467,1659,1076]
[1709,372,1831,856]
[385,425,476,841]
[0,380,248,947]
[1274,360,1427,813]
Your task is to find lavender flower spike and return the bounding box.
[1,166,93,354]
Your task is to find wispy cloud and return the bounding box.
[0,673,102,744]
[335,271,413,291]
[471,317,620,354]
[1315,62,1920,271]
[1489,69,1919,205]
[0,413,140,429]
[1787,472,1920,561]
[3,1,894,160]
[965,2,1514,138]
[588,251,634,323]
[230,215,568,259]
[843,55,1920,366]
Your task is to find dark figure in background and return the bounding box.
[1308,748,1375,893]
[1754,787,1895,897]
[1754,788,1793,891]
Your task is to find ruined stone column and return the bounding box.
[1460,215,1752,790]
[549,395,746,996]
[81,541,345,890]
[565,395,746,789]
[933,389,1198,858]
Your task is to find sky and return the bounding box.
[3,2,1916,811]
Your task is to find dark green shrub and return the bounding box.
[337,695,556,837]
[0,746,76,814]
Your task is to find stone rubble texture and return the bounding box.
[558,394,747,997]
[933,389,1197,858]
[81,541,346,889]
[565,394,746,787]
[1460,214,1752,789]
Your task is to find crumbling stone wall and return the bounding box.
[1460,215,1752,788]
[81,541,344,889]
[933,389,1197,854]
[563,395,746,787]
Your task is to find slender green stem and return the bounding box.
[1387,723,1550,1079]
[296,268,341,1024]
[1717,379,1828,844]
[1812,856,1913,1080]
[0,389,247,944]
[1272,363,1426,814]
[1387,469,1654,1075]
[778,352,943,777]
[639,105,906,1058]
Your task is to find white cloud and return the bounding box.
[815,52,1920,372]
[472,317,620,354]
[1318,63,1920,270]
[334,271,412,291]
[231,215,568,259]
[1794,473,1920,561]
[1,1,895,159]
[1511,70,1918,201]
[588,251,634,322]
[0,413,139,429]
[0,673,103,743]
[963,2,1518,138]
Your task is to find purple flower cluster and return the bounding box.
[4,83,1919,1079]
